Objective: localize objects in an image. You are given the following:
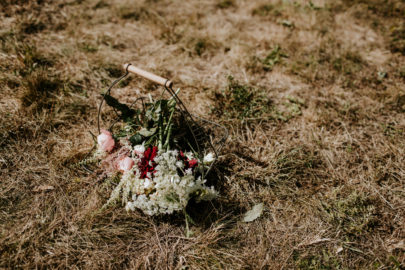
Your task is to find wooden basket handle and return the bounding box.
[123,63,173,88]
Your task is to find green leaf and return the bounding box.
[165,192,180,203]
[129,133,143,145]
[154,102,162,114]
[102,94,135,121]
[243,203,264,222]
[138,127,157,137]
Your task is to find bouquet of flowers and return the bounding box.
[92,91,217,216]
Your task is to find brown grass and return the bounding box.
[1,0,404,269]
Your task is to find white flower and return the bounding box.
[144,178,152,188]
[125,202,135,211]
[104,148,217,215]
[184,151,194,160]
[175,161,184,168]
[203,152,215,164]
[133,143,145,156]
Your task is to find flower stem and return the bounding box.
[184,209,191,238]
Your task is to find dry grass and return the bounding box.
[1,0,404,269]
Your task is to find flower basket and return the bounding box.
[85,64,228,216]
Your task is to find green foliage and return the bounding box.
[289,47,366,87]
[102,93,177,149]
[275,146,320,185]
[252,4,282,17]
[21,71,62,111]
[256,45,288,71]
[129,133,143,145]
[19,19,46,35]
[341,0,404,18]
[308,1,322,11]
[118,6,148,21]
[165,192,180,203]
[190,37,218,57]
[213,77,305,122]
[213,76,272,120]
[294,249,341,270]
[272,95,304,121]
[93,0,109,9]
[262,45,288,71]
[381,122,403,137]
[195,39,207,56]
[79,42,98,53]
[321,191,379,238]
[390,23,405,55]
[332,51,364,75]
[399,66,405,79]
[16,44,54,75]
[216,0,234,9]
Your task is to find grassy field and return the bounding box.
[1,0,404,269]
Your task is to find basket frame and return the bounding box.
[96,64,228,176]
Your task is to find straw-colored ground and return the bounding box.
[1,0,404,269]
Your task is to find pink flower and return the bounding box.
[117,156,135,172]
[97,129,115,152]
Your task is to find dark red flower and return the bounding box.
[138,146,158,179]
[179,150,186,160]
[179,150,198,170]
[188,159,198,169]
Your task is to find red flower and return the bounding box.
[179,151,198,170]
[188,159,198,169]
[179,150,186,160]
[138,146,158,179]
